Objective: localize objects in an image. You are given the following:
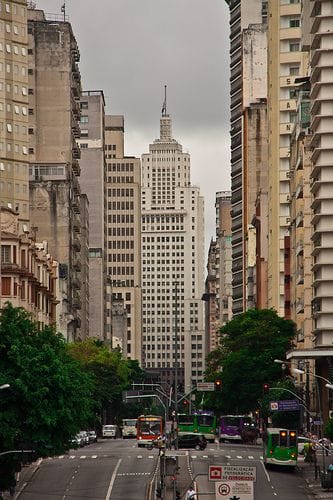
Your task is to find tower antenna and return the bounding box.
[61,1,66,21]
[161,85,167,117]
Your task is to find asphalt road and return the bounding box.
[17,438,158,500]
[15,439,313,500]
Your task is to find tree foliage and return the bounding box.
[67,338,145,424]
[204,309,296,414]
[0,304,94,490]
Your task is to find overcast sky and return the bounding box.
[35,0,231,253]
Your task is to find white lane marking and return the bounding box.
[148,455,154,459]
[225,455,231,459]
[92,455,97,459]
[105,458,122,500]
[69,456,75,459]
[248,456,254,459]
[79,456,86,459]
[58,455,64,459]
[261,460,271,482]
[236,455,243,459]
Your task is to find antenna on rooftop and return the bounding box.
[161,85,167,117]
[61,1,66,21]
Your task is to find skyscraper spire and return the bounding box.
[161,85,167,116]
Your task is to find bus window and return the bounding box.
[289,431,297,447]
[279,430,288,447]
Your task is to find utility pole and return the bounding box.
[174,281,179,450]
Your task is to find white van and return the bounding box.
[102,424,118,438]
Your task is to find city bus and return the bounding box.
[122,418,137,438]
[263,428,298,468]
[136,415,163,447]
[177,411,217,441]
[219,415,257,442]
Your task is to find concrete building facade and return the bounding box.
[104,115,142,360]
[27,8,83,340]
[225,0,267,315]
[267,0,303,317]
[0,207,58,325]
[78,90,106,340]
[216,191,232,326]
[141,110,205,393]
[0,0,29,226]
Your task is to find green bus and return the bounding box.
[177,412,217,441]
[263,428,298,468]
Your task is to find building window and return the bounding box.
[80,115,88,123]
[1,277,11,296]
[289,42,300,52]
[289,19,300,28]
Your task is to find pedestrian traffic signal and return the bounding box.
[215,380,222,392]
[263,383,269,394]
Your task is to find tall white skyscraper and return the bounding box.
[141,103,205,393]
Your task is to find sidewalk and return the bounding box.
[1,459,42,499]
[299,455,333,499]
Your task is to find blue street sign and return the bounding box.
[270,399,300,412]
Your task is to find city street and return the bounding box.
[12,439,315,500]
[15,439,158,500]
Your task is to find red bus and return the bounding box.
[136,415,163,447]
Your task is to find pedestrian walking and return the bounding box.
[186,486,196,499]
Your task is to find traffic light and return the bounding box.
[215,380,222,392]
[263,383,269,394]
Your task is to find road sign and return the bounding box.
[270,399,300,411]
[218,465,256,482]
[209,465,223,481]
[215,481,254,499]
[196,382,215,392]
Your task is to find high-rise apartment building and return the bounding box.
[104,115,142,359]
[225,0,267,314]
[216,191,232,325]
[78,90,106,340]
[141,109,205,392]
[267,0,303,317]
[27,8,83,340]
[0,0,29,226]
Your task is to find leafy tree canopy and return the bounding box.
[67,338,145,423]
[0,304,94,489]
[204,309,296,414]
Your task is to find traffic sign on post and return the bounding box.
[196,382,215,392]
[209,465,223,481]
[215,481,254,499]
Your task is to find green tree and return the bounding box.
[67,338,145,425]
[0,304,94,490]
[205,309,296,414]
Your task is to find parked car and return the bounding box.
[78,431,90,445]
[102,424,118,438]
[87,430,98,443]
[176,433,207,450]
[70,435,82,448]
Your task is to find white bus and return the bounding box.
[122,418,137,438]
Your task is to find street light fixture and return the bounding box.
[0,384,10,390]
